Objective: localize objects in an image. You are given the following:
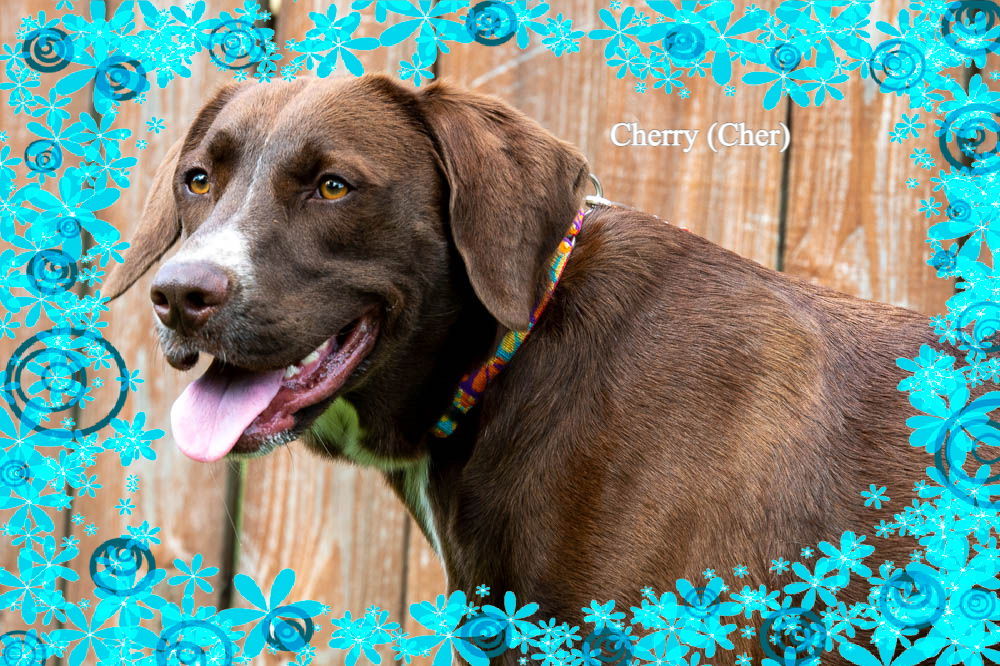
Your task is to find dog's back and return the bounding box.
[448,204,948,663]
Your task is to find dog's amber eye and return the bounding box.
[186,170,211,195]
[317,176,349,201]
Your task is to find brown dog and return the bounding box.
[106,73,943,663]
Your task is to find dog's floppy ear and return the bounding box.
[101,137,183,300]
[417,81,590,331]
[102,83,246,300]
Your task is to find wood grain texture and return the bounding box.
[436,0,787,267]
[0,0,98,637]
[60,0,248,621]
[231,3,417,665]
[782,1,955,315]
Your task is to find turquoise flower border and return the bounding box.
[1,0,999,664]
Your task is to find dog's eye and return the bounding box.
[317,176,349,201]
[186,170,211,195]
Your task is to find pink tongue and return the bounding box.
[170,363,285,462]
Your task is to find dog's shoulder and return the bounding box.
[562,204,934,339]
[549,204,941,424]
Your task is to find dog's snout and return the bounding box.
[150,261,230,332]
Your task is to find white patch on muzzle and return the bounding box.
[164,151,266,286]
[169,225,255,286]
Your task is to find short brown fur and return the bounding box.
[108,73,957,665]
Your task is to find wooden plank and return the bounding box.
[61,0,248,620]
[782,2,955,314]
[0,0,100,639]
[231,3,417,665]
[403,516,447,624]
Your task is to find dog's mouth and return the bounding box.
[169,311,380,462]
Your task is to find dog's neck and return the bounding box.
[302,296,500,564]
[429,208,586,438]
[300,267,500,571]
[303,209,601,598]
[308,398,447,555]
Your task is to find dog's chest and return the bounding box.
[309,398,444,557]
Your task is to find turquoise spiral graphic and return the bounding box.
[89,537,157,597]
[155,621,234,666]
[0,631,46,666]
[21,27,73,73]
[23,140,61,174]
[759,608,826,665]
[663,24,705,61]
[870,39,925,92]
[769,42,802,71]
[879,567,947,630]
[959,586,998,620]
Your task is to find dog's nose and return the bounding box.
[150,262,230,331]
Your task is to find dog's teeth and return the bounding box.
[291,338,334,372]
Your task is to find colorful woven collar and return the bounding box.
[431,208,587,438]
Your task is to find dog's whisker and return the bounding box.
[207,461,244,574]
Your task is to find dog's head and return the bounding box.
[106,74,589,462]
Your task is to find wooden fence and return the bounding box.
[0,0,960,664]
